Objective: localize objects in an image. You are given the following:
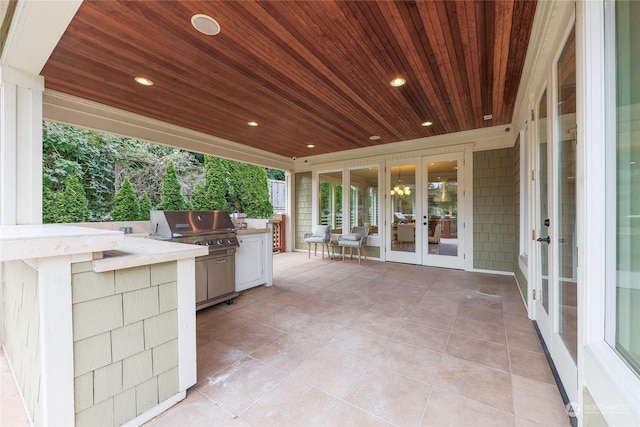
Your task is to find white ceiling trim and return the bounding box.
[1,0,82,74]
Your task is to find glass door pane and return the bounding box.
[606,0,640,377]
[388,163,418,263]
[350,167,378,236]
[426,161,458,257]
[538,90,550,314]
[556,28,577,362]
[319,171,343,233]
[390,164,416,252]
[422,153,465,269]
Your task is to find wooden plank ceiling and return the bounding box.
[42,0,537,160]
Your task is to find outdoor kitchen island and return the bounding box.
[0,224,207,426]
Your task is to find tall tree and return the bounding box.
[138,192,152,220]
[203,156,228,211]
[51,176,91,223]
[228,161,274,218]
[158,161,187,210]
[111,176,140,221]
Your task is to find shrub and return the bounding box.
[158,161,187,210]
[111,176,140,221]
[138,192,152,220]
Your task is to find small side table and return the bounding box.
[329,239,341,260]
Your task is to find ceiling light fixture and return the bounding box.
[390,77,406,87]
[247,121,258,126]
[421,121,433,127]
[191,14,221,35]
[134,76,153,86]
[391,166,410,196]
[306,144,315,148]
[369,135,381,141]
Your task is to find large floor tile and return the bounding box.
[145,390,242,426]
[373,340,442,385]
[405,305,457,331]
[250,333,325,373]
[293,346,369,398]
[196,356,285,417]
[509,348,556,385]
[423,388,515,427]
[217,323,284,353]
[326,402,393,427]
[351,311,404,338]
[345,367,431,426]
[241,376,340,426]
[435,355,514,413]
[322,327,388,361]
[392,322,449,353]
[452,314,507,345]
[196,339,248,382]
[445,333,510,372]
[512,375,570,426]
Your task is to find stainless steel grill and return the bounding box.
[151,210,239,309]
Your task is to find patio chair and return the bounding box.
[338,226,370,264]
[303,225,331,259]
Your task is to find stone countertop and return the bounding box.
[237,227,270,235]
[0,224,123,262]
[93,236,208,272]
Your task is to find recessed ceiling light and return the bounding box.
[134,76,153,86]
[483,114,493,120]
[421,121,433,127]
[247,121,258,127]
[306,144,315,148]
[369,135,381,140]
[390,77,406,87]
[191,14,221,35]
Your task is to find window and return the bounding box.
[319,171,343,232]
[606,0,640,376]
[349,167,379,235]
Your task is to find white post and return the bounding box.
[37,256,75,425]
[0,65,44,226]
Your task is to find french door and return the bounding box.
[386,159,421,264]
[421,153,465,269]
[385,154,465,269]
[533,26,578,404]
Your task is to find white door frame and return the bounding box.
[421,152,466,269]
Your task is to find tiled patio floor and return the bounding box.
[1,252,571,426]
[147,252,570,427]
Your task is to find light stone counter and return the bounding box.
[93,236,208,272]
[0,224,204,426]
[236,227,270,235]
[0,224,123,261]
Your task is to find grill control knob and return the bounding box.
[206,240,213,246]
[227,237,236,244]
[217,239,224,245]
[195,241,203,246]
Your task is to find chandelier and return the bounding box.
[390,166,411,196]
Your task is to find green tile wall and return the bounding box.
[473,148,516,272]
[295,172,313,250]
[71,261,180,426]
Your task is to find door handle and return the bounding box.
[536,236,551,244]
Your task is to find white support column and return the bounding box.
[37,255,75,425]
[0,65,44,225]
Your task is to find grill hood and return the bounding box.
[150,210,236,239]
